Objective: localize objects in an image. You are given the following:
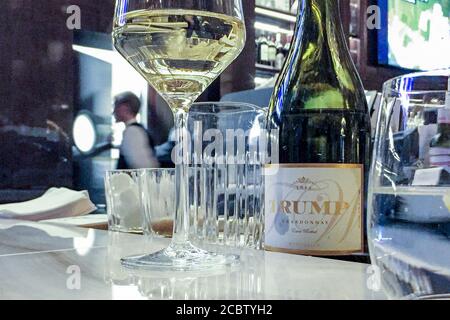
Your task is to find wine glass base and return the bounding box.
[121,241,240,271]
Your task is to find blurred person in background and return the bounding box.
[113,92,160,169]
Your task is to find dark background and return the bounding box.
[0,0,409,204]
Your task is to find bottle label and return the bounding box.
[261,44,269,62]
[269,47,277,62]
[264,164,364,255]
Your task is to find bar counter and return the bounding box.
[0,219,385,300]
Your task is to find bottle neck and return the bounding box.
[293,0,347,52]
[269,0,367,115]
[298,0,343,23]
[283,0,361,110]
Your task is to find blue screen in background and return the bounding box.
[378,0,450,71]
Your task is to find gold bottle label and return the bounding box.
[264,164,364,255]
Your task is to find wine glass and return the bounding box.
[368,70,450,299]
[112,0,246,270]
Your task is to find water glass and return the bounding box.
[140,168,175,238]
[105,170,144,234]
[368,70,450,299]
[186,102,266,249]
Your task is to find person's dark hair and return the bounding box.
[114,92,141,115]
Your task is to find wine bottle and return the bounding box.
[429,77,450,166]
[256,35,262,64]
[268,37,277,67]
[265,0,371,257]
[259,35,269,66]
[275,33,285,70]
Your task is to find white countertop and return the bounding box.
[0,219,386,300]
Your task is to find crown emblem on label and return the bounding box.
[296,177,312,184]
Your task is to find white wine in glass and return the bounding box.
[113,9,245,111]
[112,0,246,271]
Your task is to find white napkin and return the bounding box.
[0,188,97,221]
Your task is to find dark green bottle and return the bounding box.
[265,0,371,258]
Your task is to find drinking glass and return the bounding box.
[187,102,266,249]
[140,168,175,238]
[113,0,246,270]
[368,69,450,299]
[105,170,144,234]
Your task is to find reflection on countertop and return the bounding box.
[0,219,386,300]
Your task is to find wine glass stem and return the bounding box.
[172,109,190,245]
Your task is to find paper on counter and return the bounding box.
[0,188,97,221]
